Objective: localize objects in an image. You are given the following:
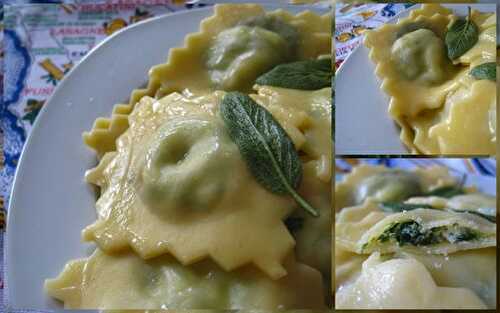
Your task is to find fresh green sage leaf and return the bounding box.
[256,58,332,90]
[423,185,465,198]
[220,92,319,217]
[445,8,479,60]
[379,202,436,213]
[470,62,496,81]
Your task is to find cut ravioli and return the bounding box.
[335,199,387,252]
[82,92,296,279]
[335,252,487,309]
[133,4,331,100]
[45,249,326,309]
[358,208,496,254]
[364,4,496,154]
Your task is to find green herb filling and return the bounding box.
[370,221,481,248]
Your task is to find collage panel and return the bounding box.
[333,2,497,310]
[1,0,334,311]
[335,2,497,155]
[1,0,498,312]
[334,158,497,309]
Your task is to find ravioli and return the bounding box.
[334,163,459,211]
[82,56,334,281]
[45,249,325,309]
[364,4,496,154]
[52,3,333,309]
[335,164,497,309]
[398,248,497,308]
[289,162,331,279]
[84,4,331,157]
[251,86,332,182]
[132,4,331,104]
[405,193,496,216]
[82,92,296,279]
[335,253,487,309]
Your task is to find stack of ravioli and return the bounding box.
[335,164,497,309]
[44,4,332,309]
[364,4,496,154]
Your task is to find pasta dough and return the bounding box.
[252,86,332,181]
[82,92,295,279]
[398,248,497,308]
[45,249,326,309]
[48,4,333,309]
[334,163,459,211]
[84,4,331,156]
[364,4,496,154]
[132,4,331,103]
[83,81,331,280]
[336,253,487,309]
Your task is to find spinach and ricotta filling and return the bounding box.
[363,220,483,251]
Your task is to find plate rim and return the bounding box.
[5,6,215,310]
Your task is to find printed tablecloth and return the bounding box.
[334,3,414,70]
[0,1,205,311]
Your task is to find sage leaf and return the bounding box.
[379,202,436,213]
[450,209,496,223]
[256,58,332,90]
[445,9,479,60]
[470,62,496,81]
[220,92,319,217]
[423,185,465,198]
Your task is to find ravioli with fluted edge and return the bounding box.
[83,4,330,157]
[335,164,496,309]
[47,3,332,309]
[45,250,325,309]
[82,92,296,278]
[364,4,496,154]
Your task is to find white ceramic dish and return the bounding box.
[335,4,497,155]
[5,5,327,311]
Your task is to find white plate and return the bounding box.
[335,4,497,155]
[5,5,326,311]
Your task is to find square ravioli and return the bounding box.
[45,249,325,309]
[46,4,332,309]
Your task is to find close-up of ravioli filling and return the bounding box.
[44,4,332,310]
[335,164,497,309]
[364,4,497,154]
